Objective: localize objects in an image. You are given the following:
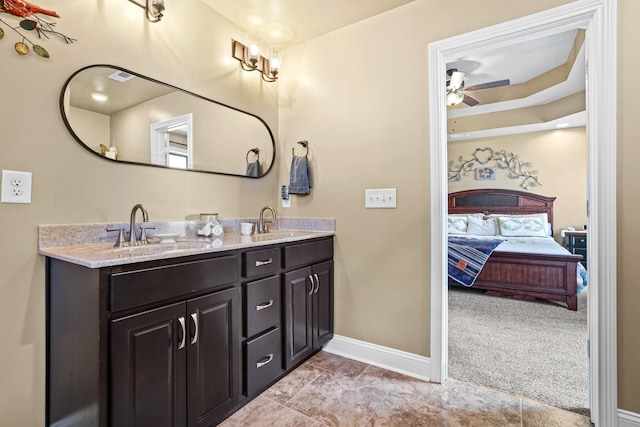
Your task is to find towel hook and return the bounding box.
[292,140,309,157]
[246,148,260,164]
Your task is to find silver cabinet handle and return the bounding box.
[255,258,273,267]
[256,300,274,311]
[190,312,198,345]
[313,273,320,293]
[308,275,315,296]
[256,353,274,368]
[178,316,186,350]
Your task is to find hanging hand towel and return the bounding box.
[289,155,312,194]
[246,160,263,177]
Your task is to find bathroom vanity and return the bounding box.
[42,225,334,427]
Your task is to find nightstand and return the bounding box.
[562,231,587,269]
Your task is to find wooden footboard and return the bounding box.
[473,251,583,310]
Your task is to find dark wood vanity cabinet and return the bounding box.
[46,235,333,427]
[282,240,334,370]
[111,288,240,427]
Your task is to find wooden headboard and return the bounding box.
[448,189,556,231]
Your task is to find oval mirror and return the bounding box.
[60,65,275,177]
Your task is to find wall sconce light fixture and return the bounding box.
[232,34,283,82]
[128,0,165,22]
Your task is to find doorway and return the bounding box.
[428,1,617,426]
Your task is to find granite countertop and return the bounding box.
[39,218,334,268]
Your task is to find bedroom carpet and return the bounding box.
[448,286,589,416]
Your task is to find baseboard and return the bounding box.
[322,334,431,381]
[619,409,640,427]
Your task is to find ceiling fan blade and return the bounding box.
[448,71,465,90]
[463,94,480,106]
[464,79,510,92]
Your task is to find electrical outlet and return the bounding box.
[365,188,397,209]
[1,170,32,204]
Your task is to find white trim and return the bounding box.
[323,335,431,381]
[619,410,640,427]
[150,113,194,168]
[428,1,617,426]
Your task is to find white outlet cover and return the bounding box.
[1,170,32,204]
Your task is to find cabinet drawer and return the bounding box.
[243,248,281,278]
[244,275,281,338]
[244,327,283,397]
[111,255,239,312]
[283,238,333,269]
[563,235,587,248]
[569,248,587,258]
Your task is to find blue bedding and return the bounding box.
[448,237,504,287]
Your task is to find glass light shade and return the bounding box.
[246,32,263,63]
[446,90,464,106]
[267,46,283,72]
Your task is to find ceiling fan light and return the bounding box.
[446,90,464,106]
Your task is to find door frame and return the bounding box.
[428,0,617,425]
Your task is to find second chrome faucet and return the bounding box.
[258,206,277,234]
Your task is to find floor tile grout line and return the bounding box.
[260,394,325,426]
[276,366,328,406]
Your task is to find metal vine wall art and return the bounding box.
[448,146,542,190]
[0,0,75,58]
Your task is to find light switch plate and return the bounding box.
[1,170,32,204]
[365,188,397,208]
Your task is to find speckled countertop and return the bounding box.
[39,217,334,269]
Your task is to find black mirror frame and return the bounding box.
[59,64,276,178]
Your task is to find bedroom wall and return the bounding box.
[447,128,588,239]
[0,2,279,425]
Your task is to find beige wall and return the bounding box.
[617,0,640,413]
[2,0,639,425]
[0,1,279,425]
[278,0,639,416]
[447,129,588,239]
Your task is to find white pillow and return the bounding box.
[466,216,498,236]
[447,213,484,235]
[447,216,468,234]
[488,213,551,236]
[497,216,549,237]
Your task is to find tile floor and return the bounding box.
[220,351,593,426]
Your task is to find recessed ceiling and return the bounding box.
[446,28,586,140]
[201,0,415,47]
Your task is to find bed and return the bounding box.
[448,189,584,311]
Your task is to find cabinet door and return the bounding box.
[283,266,313,369]
[312,260,334,349]
[111,302,187,427]
[186,287,240,427]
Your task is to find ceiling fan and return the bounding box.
[446,69,510,107]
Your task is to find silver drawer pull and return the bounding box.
[313,273,320,293]
[256,353,274,368]
[256,300,274,311]
[308,275,315,296]
[190,312,198,345]
[255,258,273,267]
[178,317,186,350]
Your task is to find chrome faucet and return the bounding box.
[129,203,151,244]
[258,206,277,234]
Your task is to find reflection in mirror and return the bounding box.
[60,65,275,177]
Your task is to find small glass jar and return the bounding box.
[199,213,224,237]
